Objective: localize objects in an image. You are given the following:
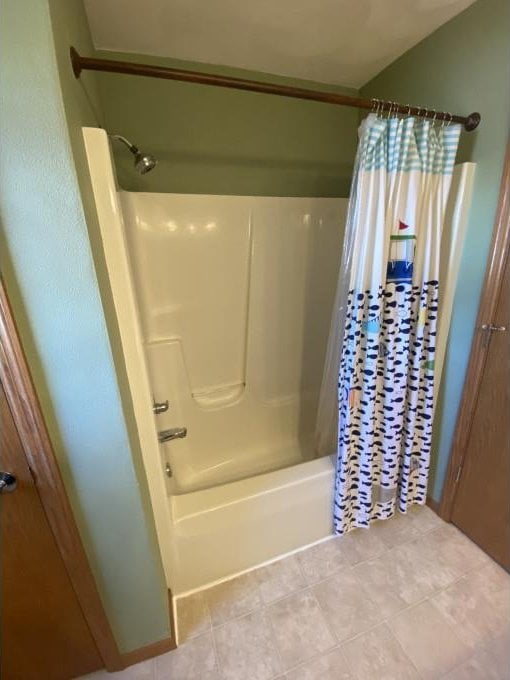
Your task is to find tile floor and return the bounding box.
[81,506,510,680]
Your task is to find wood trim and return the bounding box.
[120,590,177,667]
[439,141,510,521]
[426,495,441,516]
[0,279,124,672]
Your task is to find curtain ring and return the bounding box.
[440,112,453,139]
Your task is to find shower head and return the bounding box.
[134,151,157,175]
[109,134,158,174]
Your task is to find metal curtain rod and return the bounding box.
[70,47,481,131]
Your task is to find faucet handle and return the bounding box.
[153,399,169,415]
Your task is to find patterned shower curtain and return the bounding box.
[333,114,461,535]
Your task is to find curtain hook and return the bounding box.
[406,104,412,118]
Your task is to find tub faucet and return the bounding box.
[158,427,187,443]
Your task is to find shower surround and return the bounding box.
[84,126,349,593]
[121,192,347,493]
[83,127,473,595]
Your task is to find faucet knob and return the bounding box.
[153,400,169,415]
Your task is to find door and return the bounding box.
[0,381,102,680]
[450,251,510,570]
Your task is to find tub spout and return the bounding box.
[158,427,187,443]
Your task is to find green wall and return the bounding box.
[362,0,510,501]
[0,0,169,653]
[95,52,360,196]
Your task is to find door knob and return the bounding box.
[0,471,17,494]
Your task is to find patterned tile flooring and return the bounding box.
[81,506,510,679]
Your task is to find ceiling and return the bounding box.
[83,0,475,89]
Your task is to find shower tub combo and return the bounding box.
[83,128,474,598]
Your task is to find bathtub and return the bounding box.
[117,187,347,594]
[168,454,335,594]
[82,126,475,597]
[83,126,345,593]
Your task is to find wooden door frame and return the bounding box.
[439,140,510,521]
[0,279,176,670]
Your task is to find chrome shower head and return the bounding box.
[134,151,157,175]
[109,134,158,174]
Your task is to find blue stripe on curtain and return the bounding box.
[361,117,461,174]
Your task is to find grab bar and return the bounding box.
[158,427,187,443]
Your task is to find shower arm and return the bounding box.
[109,134,139,154]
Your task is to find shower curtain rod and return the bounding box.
[70,47,481,131]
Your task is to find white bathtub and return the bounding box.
[82,125,475,597]
[116,188,346,593]
[83,126,343,593]
[168,454,335,594]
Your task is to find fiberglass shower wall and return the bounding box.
[120,193,349,493]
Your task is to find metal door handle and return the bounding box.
[0,471,17,494]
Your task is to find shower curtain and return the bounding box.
[317,113,461,534]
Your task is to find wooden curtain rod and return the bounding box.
[70,47,481,131]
